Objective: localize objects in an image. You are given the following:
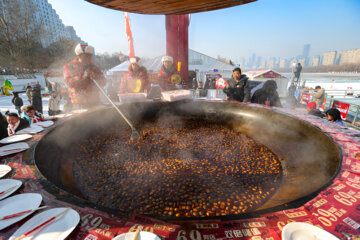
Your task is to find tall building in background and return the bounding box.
[322,51,337,66]
[31,0,84,47]
[339,48,360,65]
[302,44,311,59]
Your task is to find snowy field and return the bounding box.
[0,92,65,117]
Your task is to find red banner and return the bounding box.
[123,12,135,58]
[301,93,311,103]
[332,101,350,119]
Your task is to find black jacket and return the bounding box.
[16,118,30,133]
[308,109,325,118]
[223,75,251,102]
[0,113,8,140]
[31,84,43,113]
[251,88,282,107]
[12,96,23,107]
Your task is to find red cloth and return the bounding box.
[63,59,105,104]
[307,101,317,110]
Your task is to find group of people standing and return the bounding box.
[61,43,347,127]
[63,44,183,108]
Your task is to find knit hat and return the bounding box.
[75,43,94,55]
[161,56,173,63]
[307,101,316,110]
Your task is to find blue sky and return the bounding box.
[48,0,360,61]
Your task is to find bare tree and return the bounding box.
[0,0,44,71]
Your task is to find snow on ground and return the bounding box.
[0,92,65,117]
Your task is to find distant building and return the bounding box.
[312,55,320,67]
[268,59,275,69]
[302,44,311,59]
[31,0,84,47]
[339,48,360,65]
[279,59,290,68]
[322,51,337,66]
[259,60,266,69]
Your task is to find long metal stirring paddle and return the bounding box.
[91,78,141,140]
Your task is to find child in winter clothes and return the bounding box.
[11,92,23,114]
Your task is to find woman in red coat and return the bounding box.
[119,57,149,93]
[157,56,183,91]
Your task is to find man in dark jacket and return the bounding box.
[223,68,250,102]
[251,80,282,107]
[31,83,43,113]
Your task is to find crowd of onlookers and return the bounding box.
[0,82,62,140]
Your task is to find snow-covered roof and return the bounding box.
[245,69,287,80]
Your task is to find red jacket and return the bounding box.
[158,65,182,91]
[63,59,105,104]
[119,66,149,93]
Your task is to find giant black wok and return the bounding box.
[34,100,341,219]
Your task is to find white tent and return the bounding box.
[108,49,235,85]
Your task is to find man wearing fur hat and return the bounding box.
[63,43,105,107]
[158,56,183,91]
[119,57,149,93]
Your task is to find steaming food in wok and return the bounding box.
[73,116,283,218]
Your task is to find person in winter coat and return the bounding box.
[251,80,282,107]
[157,56,183,91]
[25,86,32,103]
[48,91,62,116]
[325,108,346,127]
[11,92,23,114]
[63,44,106,108]
[223,68,251,102]
[313,86,325,109]
[31,83,43,113]
[23,105,47,125]
[293,62,302,83]
[119,57,149,93]
[0,113,8,140]
[307,101,324,118]
[5,111,30,136]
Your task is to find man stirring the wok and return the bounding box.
[63,44,105,108]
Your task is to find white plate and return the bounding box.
[282,222,340,240]
[113,232,161,240]
[0,142,30,156]
[32,121,54,128]
[0,165,11,178]
[54,113,72,118]
[0,134,33,145]
[10,207,80,240]
[17,126,44,134]
[0,179,22,200]
[0,193,42,231]
[72,109,88,114]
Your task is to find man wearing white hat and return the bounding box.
[119,57,149,93]
[158,55,183,90]
[63,43,105,107]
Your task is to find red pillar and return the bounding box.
[165,15,189,89]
